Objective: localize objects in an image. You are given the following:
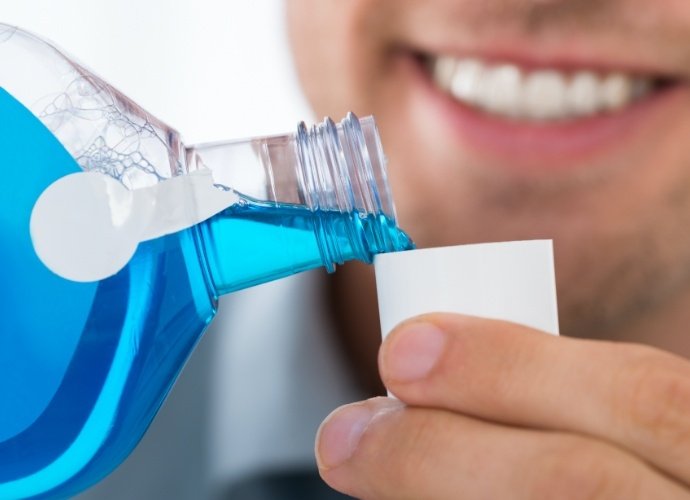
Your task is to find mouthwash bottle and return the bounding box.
[0,24,412,499]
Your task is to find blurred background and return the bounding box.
[3,0,310,140]
[2,2,361,498]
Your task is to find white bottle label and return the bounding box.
[30,169,239,282]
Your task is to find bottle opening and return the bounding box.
[296,113,397,222]
[295,113,411,270]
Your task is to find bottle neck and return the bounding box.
[295,113,408,271]
[187,114,412,296]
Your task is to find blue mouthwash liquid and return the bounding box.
[200,200,411,295]
[0,88,412,499]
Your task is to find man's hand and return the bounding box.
[315,314,690,499]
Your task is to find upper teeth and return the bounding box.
[432,57,654,121]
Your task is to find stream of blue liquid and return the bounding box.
[0,88,412,499]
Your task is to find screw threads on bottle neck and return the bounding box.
[295,113,400,270]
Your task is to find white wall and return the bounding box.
[2,1,312,143]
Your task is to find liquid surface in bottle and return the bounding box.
[202,200,414,294]
[0,88,413,498]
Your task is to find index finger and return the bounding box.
[379,313,690,485]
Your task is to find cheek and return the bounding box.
[286,0,396,120]
[578,96,690,236]
[362,57,473,245]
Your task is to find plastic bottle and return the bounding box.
[0,24,412,499]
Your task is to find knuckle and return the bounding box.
[393,409,447,478]
[359,407,447,497]
[618,347,690,453]
[532,438,631,500]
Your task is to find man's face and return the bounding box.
[287,0,690,338]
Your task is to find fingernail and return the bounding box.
[384,322,446,382]
[316,399,402,470]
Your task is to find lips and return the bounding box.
[400,48,689,173]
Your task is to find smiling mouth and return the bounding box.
[423,54,678,123]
